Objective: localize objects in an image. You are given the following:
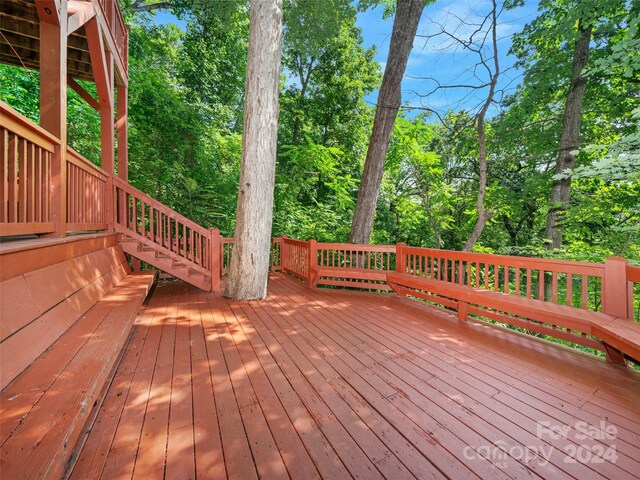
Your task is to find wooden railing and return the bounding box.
[0,103,56,236]
[282,237,311,281]
[628,265,640,321]
[317,242,395,270]
[271,237,638,324]
[66,147,109,232]
[398,244,606,312]
[96,0,128,71]
[222,237,283,274]
[113,177,212,275]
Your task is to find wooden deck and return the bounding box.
[70,273,640,480]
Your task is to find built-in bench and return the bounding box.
[386,271,640,365]
[310,266,391,290]
[0,238,155,479]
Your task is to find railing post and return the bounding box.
[209,227,221,292]
[308,239,318,285]
[48,144,67,237]
[38,1,68,238]
[603,257,629,318]
[396,242,406,274]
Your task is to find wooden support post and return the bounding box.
[308,239,318,286]
[603,343,628,366]
[209,228,221,292]
[603,257,629,318]
[86,17,115,230]
[396,242,406,273]
[38,0,67,238]
[457,301,469,322]
[603,257,630,365]
[116,83,128,181]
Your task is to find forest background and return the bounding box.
[1,0,638,263]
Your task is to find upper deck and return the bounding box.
[1,0,128,83]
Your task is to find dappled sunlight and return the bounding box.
[58,274,640,479]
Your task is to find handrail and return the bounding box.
[94,0,128,74]
[0,102,57,236]
[403,245,605,274]
[317,242,395,269]
[66,146,109,180]
[0,102,60,151]
[113,177,212,276]
[282,237,310,281]
[66,147,110,232]
[399,244,606,311]
[113,177,208,237]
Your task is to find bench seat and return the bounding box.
[310,266,391,289]
[0,271,155,480]
[386,271,640,365]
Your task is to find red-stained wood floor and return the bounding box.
[70,273,640,480]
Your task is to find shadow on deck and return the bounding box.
[70,273,640,480]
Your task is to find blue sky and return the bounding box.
[355,0,540,117]
[155,0,540,118]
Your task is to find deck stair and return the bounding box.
[113,178,215,291]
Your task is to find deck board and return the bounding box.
[71,273,640,480]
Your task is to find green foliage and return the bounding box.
[0,0,637,266]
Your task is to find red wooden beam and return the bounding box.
[67,0,96,35]
[68,76,100,111]
[39,0,68,237]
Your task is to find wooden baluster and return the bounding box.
[34,146,41,222]
[526,269,532,298]
[181,223,185,257]
[0,129,7,223]
[483,263,489,289]
[7,134,18,222]
[190,228,195,262]
[67,166,73,224]
[581,274,588,309]
[45,152,51,222]
[27,143,35,222]
[504,266,509,294]
[566,273,573,306]
[493,265,499,291]
[74,167,78,224]
[149,207,155,243]
[18,138,27,222]
[515,267,521,296]
[552,272,558,303]
[132,197,138,234]
[539,270,545,301]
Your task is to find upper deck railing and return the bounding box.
[95,0,129,72]
[1,102,111,237]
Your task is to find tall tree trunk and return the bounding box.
[349,0,426,244]
[544,21,592,250]
[225,0,283,300]
[462,0,499,252]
